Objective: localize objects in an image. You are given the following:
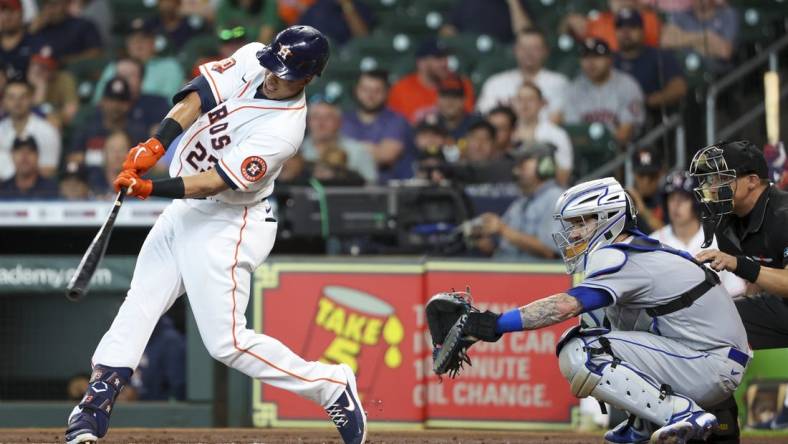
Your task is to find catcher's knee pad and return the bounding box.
[557,333,702,427]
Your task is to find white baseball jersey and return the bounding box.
[169,95,306,205]
[168,42,307,205]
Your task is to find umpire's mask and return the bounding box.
[689,145,736,220]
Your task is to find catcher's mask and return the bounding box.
[552,177,636,274]
[689,145,736,221]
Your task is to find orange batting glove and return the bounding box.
[122,137,166,174]
[113,169,153,200]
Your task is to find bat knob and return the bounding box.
[66,287,84,301]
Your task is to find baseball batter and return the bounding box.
[65,26,366,444]
[451,177,750,444]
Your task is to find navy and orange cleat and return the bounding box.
[65,366,131,444]
[325,364,367,444]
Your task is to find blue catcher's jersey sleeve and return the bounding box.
[578,247,653,305]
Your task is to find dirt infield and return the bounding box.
[2,428,788,444]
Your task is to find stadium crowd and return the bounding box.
[2,0,785,259]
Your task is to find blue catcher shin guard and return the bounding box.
[65,365,132,443]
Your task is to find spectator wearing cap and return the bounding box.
[475,146,564,259]
[651,169,746,296]
[92,57,169,135]
[0,0,44,79]
[388,39,475,124]
[563,0,662,51]
[432,74,478,144]
[440,0,533,44]
[661,0,739,74]
[26,45,79,129]
[342,69,414,183]
[144,0,207,52]
[561,38,645,144]
[614,8,687,119]
[298,0,373,47]
[512,82,573,186]
[0,136,58,199]
[413,116,450,161]
[93,18,185,103]
[301,100,377,184]
[216,0,281,44]
[628,147,667,233]
[68,77,148,168]
[476,28,568,121]
[0,80,60,180]
[29,0,102,64]
[486,105,518,156]
[59,161,91,200]
[191,24,249,78]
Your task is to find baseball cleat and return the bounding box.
[650,411,718,444]
[604,417,651,444]
[65,406,99,444]
[325,364,367,444]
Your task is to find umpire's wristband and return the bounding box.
[734,255,761,283]
[150,177,185,199]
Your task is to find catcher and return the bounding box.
[426,177,750,444]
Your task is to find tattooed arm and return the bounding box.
[519,293,584,330]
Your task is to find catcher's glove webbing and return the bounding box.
[425,290,501,378]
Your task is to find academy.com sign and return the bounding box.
[0,256,135,293]
[0,264,112,289]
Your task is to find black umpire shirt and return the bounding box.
[716,185,788,271]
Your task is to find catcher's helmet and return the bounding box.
[257,25,329,81]
[552,177,636,274]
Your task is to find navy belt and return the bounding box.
[728,347,749,367]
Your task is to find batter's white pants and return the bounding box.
[92,199,347,407]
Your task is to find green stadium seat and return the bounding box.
[682,51,712,93]
[738,7,779,46]
[546,34,580,78]
[65,55,112,83]
[111,0,157,33]
[177,34,218,74]
[470,49,517,91]
[563,122,618,178]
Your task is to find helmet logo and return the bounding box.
[278,44,293,59]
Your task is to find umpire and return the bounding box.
[689,140,788,442]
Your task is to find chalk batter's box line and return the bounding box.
[250,261,574,427]
[425,417,577,430]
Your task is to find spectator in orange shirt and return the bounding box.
[387,39,474,124]
[277,0,315,26]
[564,0,661,51]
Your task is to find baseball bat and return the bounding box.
[764,71,780,145]
[66,191,126,301]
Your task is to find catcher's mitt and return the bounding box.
[425,290,501,378]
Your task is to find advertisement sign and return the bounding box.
[252,262,424,426]
[251,259,578,429]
